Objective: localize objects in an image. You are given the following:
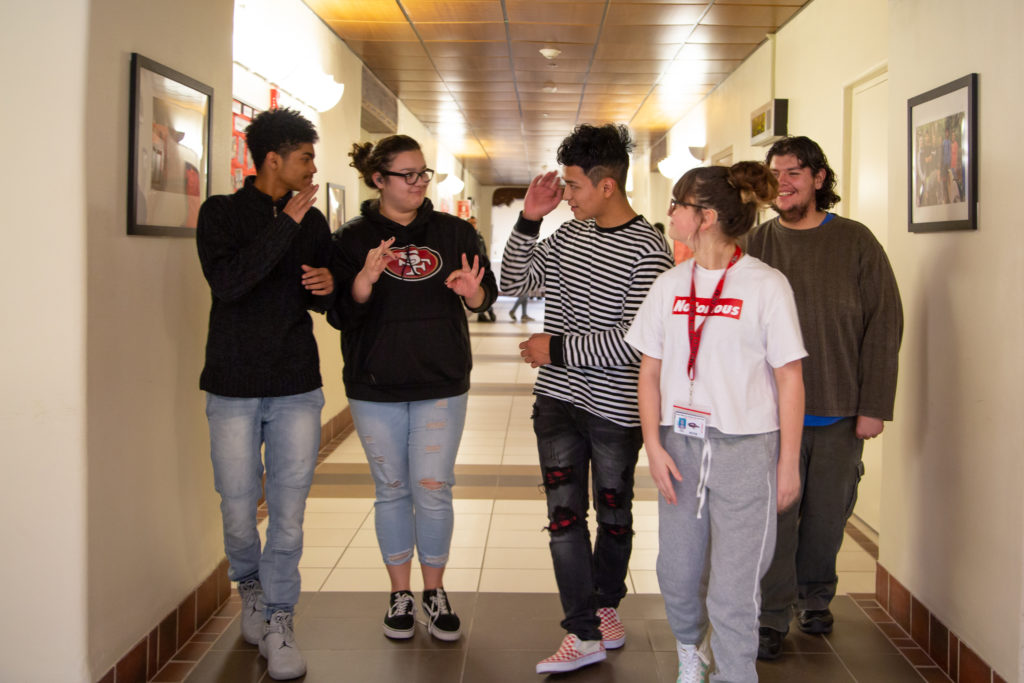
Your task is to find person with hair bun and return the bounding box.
[626,162,807,682]
[329,134,497,643]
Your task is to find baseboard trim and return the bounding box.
[97,406,352,683]
[876,563,1007,683]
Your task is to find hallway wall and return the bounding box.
[81,0,235,677]
[884,0,1024,679]
[1,1,91,680]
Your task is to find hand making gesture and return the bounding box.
[522,171,564,221]
[352,237,397,303]
[445,253,486,309]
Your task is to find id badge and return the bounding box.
[673,405,711,439]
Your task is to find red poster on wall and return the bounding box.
[456,200,472,219]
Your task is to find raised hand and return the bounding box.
[522,171,564,221]
[283,183,319,223]
[352,237,397,303]
[445,253,486,303]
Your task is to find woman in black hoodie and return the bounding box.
[331,135,497,643]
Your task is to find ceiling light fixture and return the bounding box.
[539,47,562,60]
[542,81,558,93]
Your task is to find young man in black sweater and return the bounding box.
[196,108,334,680]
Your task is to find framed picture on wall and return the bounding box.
[907,73,977,232]
[128,53,214,237]
[326,183,345,232]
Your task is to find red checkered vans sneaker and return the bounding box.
[536,634,606,674]
[596,606,626,649]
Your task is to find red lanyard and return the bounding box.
[686,245,742,382]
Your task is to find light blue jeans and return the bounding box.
[206,389,323,616]
[348,393,467,568]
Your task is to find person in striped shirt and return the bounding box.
[501,123,675,675]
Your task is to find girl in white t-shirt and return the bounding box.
[625,162,806,683]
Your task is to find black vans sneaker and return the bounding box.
[383,590,416,639]
[422,587,462,641]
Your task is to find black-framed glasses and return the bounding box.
[381,168,434,184]
[669,198,709,213]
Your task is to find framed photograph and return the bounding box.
[326,183,346,232]
[907,73,977,232]
[128,53,214,236]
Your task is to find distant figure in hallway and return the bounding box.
[509,291,533,321]
[196,108,335,681]
[628,162,805,683]
[501,123,674,675]
[745,136,903,660]
[469,216,497,322]
[330,134,497,645]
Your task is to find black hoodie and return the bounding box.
[330,198,498,402]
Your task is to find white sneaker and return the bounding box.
[536,634,606,674]
[259,611,306,680]
[237,579,264,645]
[676,640,710,683]
[596,606,626,649]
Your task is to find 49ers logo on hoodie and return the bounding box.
[384,245,442,281]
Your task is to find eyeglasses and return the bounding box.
[381,169,435,185]
[668,198,709,213]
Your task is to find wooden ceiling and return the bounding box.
[302,0,811,185]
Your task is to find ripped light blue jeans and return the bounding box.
[348,393,467,568]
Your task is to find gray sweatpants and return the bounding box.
[657,426,778,683]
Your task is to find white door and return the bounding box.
[847,71,888,533]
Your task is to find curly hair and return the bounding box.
[349,135,422,189]
[765,136,841,211]
[556,123,634,193]
[244,108,319,171]
[673,162,778,239]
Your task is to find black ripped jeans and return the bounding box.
[533,395,643,640]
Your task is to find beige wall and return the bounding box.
[885,0,1024,679]
[1,0,91,680]
[81,0,235,677]
[661,0,1023,678]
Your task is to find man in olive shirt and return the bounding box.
[745,136,903,659]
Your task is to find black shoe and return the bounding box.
[757,627,785,660]
[798,608,834,634]
[383,590,416,639]
[423,587,462,641]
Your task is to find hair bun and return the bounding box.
[727,161,778,207]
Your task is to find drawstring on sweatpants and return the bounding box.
[695,438,712,519]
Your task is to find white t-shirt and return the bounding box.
[625,254,807,435]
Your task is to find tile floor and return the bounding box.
[165,297,949,682]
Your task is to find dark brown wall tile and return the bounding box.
[97,668,114,683]
[876,564,890,610]
[114,636,147,683]
[911,596,930,650]
[177,592,196,650]
[948,633,959,680]
[146,627,158,680]
[196,570,219,627]
[216,558,231,605]
[929,614,949,671]
[994,672,1008,683]
[158,610,178,670]
[918,667,954,683]
[958,642,991,683]
[889,575,911,632]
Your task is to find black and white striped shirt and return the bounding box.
[501,213,674,427]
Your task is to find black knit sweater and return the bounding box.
[197,177,334,397]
